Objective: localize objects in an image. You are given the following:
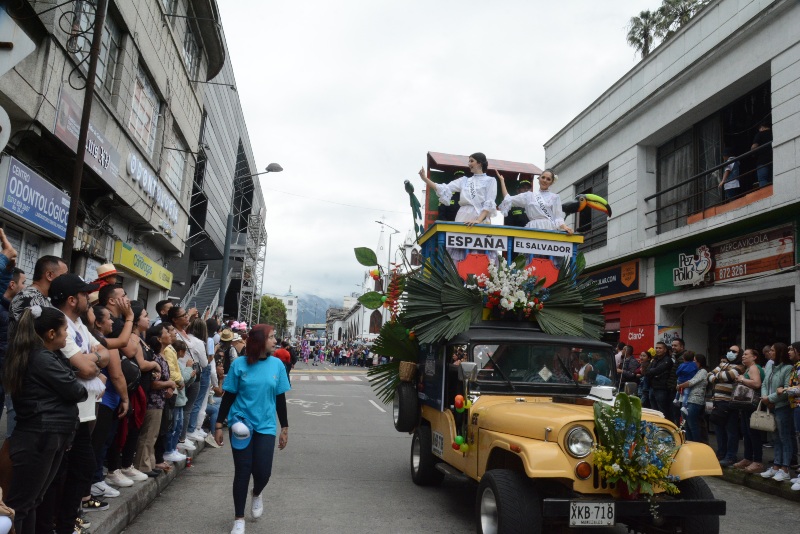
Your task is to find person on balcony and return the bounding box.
[718,148,741,200]
[496,169,574,234]
[751,120,772,188]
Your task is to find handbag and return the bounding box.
[730,383,756,407]
[708,402,729,426]
[120,356,141,392]
[749,400,777,432]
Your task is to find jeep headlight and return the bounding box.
[655,428,675,447]
[566,426,594,458]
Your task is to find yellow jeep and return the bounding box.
[393,321,725,534]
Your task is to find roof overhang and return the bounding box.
[191,0,225,80]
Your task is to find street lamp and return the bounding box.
[375,220,400,275]
[219,163,284,317]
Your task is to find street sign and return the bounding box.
[0,10,36,78]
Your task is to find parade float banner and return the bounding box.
[711,224,795,283]
[582,260,642,301]
[0,156,70,239]
[445,232,508,251]
[512,237,574,258]
[54,90,121,189]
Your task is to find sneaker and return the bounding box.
[744,462,764,474]
[178,440,196,452]
[773,469,791,482]
[732,459,752,469]
[205,434,222,448]
[197,429,208,438]
[760,467,778,478]
[186,430,205,441]
[81,496,109,512]
[251,491,263,518]
[73,525,91,534]
[120,466,148,481]
[719,458,736,467]
[91,480,120,498]
[105,469,134,487]
[164,450,187,462]
[791,476,800,484]
[231,518,246,534]
[76,513,91,529]
[792,482,800,491]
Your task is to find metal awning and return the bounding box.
[427,151,543,177]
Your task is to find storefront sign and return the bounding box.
[619,297,655,354]
[672,245,712,286]
[112,241,173,289]
[657,325,681,345]
[54,90,121,188]
[445,232,508,251]
[583,260,642,301]
[512,237,573,258]
[711,224,795,283]
[0,156,70,239]
[126,154,179,224]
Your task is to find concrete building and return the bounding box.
[265,289,299,337]
[545,0,799,365]
[0,0,226,316]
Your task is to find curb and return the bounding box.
[88,436,210,534]
[720,466,800,502]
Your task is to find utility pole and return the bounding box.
[63,0,108,266]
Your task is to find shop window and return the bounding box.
[183,22,201,80]
[163,128,187,194]
[573,166,608,252]
[128,65,161,157]
[68,2,122,94]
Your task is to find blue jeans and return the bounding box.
[166,407,184,453]
[713,401,739,461]
[188,366,211,433]
[756,164,771,187]
[649,389,670,416]
[773,405,793,467]
[206,398,220,431]
[685,403,705,443]
[740,405,762,462]
[231,432,276,518]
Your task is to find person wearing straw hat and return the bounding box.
[215,324,289,534]
[92,264,119,290]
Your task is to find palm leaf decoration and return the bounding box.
[366,319,419,403]
[401,249,483,343]
[535,253,604,339]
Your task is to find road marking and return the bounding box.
[300,375,310,381]
[349,376,363,381]
[303,411,332,417]
[369,400,386,413]
[316,376,327,381]
[333,376,345,381]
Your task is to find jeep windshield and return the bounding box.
[471,342,616,394]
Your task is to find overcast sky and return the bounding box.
[216,1,650,301]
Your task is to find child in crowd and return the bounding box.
[675,351,698,416]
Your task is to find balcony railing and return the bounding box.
[644,142,772,233]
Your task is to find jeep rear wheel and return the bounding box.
[410,426,444,486]
[393,382,419,432]
[477,470,541,534]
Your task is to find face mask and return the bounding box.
[725,351,737,361]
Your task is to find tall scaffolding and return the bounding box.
[238,212,267,322]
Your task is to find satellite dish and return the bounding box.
[0,106,10,152]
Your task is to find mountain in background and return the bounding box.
[296,293,346,325]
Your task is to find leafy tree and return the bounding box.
[253,296,288,337]
[627,10,659,59]
[657,0,708,39]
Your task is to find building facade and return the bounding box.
[545,0,800,364]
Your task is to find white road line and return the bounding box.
[300,375,310,381]
[348,376,362,381]
[316,376,327,381]
[333,376,345,381]
[368,400,386,413]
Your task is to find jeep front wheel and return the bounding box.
[669,478,719,534]
[477,470,541,534]
[410,426,444,486]
[393,382,419,432]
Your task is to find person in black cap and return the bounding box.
[503,178,532,227]
[437,171,463,222]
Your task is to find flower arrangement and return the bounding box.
[592,393,681,501]
[468,260,547,319]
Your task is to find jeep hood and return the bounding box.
[475,400,595,440]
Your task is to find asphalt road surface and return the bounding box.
[122,364,795,534]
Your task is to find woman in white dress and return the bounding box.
[418,153,497,226]
[418,153,498,262]
[497,169,574,234]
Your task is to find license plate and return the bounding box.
[569,501,615,527]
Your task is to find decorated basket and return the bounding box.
[398,361,417,382]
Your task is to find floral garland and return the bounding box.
[592,393,681,502]
[467,261,547,319]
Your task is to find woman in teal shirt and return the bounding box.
[215,324,290,534]
[759,343,793,482]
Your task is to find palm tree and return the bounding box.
[627,10,659,59]
[657,0,709,39]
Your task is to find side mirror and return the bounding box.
[459,362,478,382]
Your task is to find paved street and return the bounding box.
[121,372,796,534]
